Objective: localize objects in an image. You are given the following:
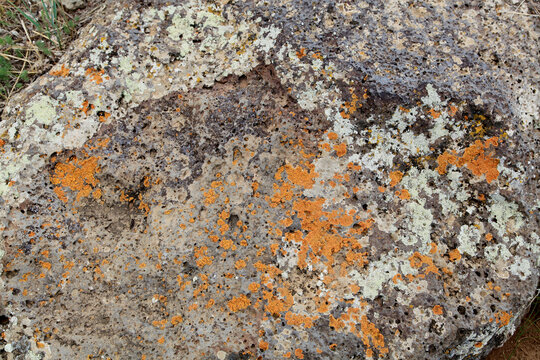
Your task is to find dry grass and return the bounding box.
[487,292,540,360]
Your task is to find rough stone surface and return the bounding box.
[0,0,538,359]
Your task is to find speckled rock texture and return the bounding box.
[0,0,538,359]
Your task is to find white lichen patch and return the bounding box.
[488,193,524,237]
[400,200,433,252]
[421,83,444,109]
[25,95,59,127]
[457,225,481,257]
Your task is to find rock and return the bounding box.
[59,0,86,11]
[0,0,538,359]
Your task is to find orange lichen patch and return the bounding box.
[395,189,410,200]
[291,198,365,270]
[348,218,375,235]
[378,186,385,193]
[219,239,234,250]
[270,181,295,206]
[203,189,218,204]
[98,112,111,122]
[235,259,247,270]
[194,246,213,268]
[392,274,403,284]
[339,88,361,119]
[327,132,338,140]
[50,156,100,202]
[474,342,483,348]
[485,233,493,242]
[284,312,319,329]
[227,294,251,312]
[429,242,438,254]
[438,138,500,183]
[436,151,458,175]
[259,340,269,351]
[448,105,458,117]
[80,100,94,115]
[40,261,51,270]
[457,138,500,183]
[494,311,512,327]
[294,349,304,359]
[432,305,443,315]
[448,249,461,262]
[296,48,306,58]
[152,319,167,329]
[50,64,69,77]
[92,188,102,200]
[53,187,68,203]
[360,315,389,356]
[428,109,441,119]
[248,282,260,292]
[284,164,319,189]
[389,171,403,187]
[334,143,347,157]
[85,68,105,84]
[408,252,440,276]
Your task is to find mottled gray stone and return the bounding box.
[0,0,538,359]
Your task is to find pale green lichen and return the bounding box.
[488,193,524,237]
[457,224,481,257]
[25,95,58,126]
[400,200,433,251]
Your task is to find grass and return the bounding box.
[0,0,79,113]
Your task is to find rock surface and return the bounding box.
[0,0,538,359]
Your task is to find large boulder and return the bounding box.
[0,0,538,359]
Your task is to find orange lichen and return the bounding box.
[360,315,388,355]
[408,252,439,276]
[259,340,269,351]
[284,312,319,328]
[432,305,443,315]
[437,138,500,183]
[284,164,319,189]
[334,143,347,157]
[448,249,461,262]
[50,156,100,202]
[294,348,304,359]
[248,282,260,292]
[227,294,251,312]
[436,151,458,175]
[50,64,69,77]
[203,189,218,204]
[235,259,247,270]
[85,68,105,84]
[428,109,441,119]
[395,189,410,200]
[389,171,403,187]
[494,311,512,327]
